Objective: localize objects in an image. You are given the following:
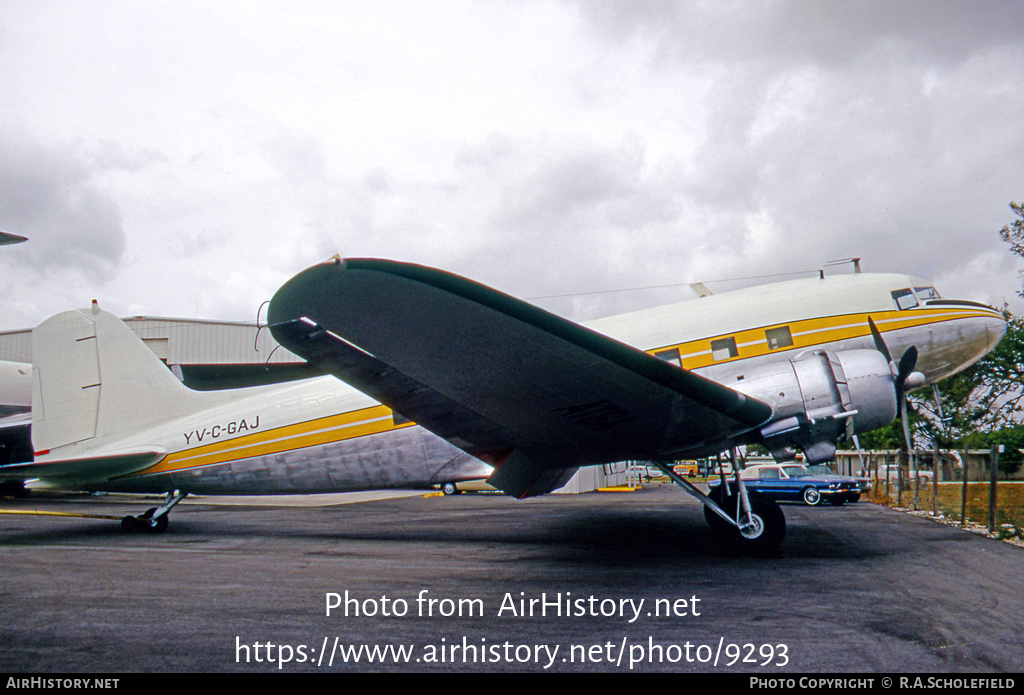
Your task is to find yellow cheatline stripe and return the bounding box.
[134,404,414,477]
[658,308,994,370]
[0,509,124,521]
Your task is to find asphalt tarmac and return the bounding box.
[1,484,1022,673]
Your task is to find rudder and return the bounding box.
[32,304,199,456]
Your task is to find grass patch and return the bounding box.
[870,481,1024,538]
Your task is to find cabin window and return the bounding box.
[914,286,941,301]
[891,288,919,310]
[710,337,738,361]
[654,347,681,367]
[759,468,781,480]
[765,326,793,350]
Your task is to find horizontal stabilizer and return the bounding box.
[0,448,166,483]
[0,412,31,431]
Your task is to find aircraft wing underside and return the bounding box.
[269,258,773,497]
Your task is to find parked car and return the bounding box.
[709,463,861,506]
[704,461,734,477]
[805,464,872,494]
[673,461,699,477]
[643,464,666,480]
[437,479,496,495]
[878,464,934,483]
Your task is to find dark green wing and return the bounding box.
[269,258,772,498]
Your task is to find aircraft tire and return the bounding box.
[0,480,29,498]
[704,486,785,557]
[441,483,460,496]
[120,512,169,533]
[145,515,169,533]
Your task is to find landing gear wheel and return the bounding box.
[802,487,822,506]
[704,485,786,557]
[441,482,459,496]
[0,480,29,498]
[145,515,169,533]
[119,491,185,533]
[120,510,169,533]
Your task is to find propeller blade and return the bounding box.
[867,317,893,363]
[868,316,918,455]
[868,317,920,391]
[852,434,866,470]
[897,345,918,385]
[900,395,913,453]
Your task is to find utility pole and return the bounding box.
[960,449,969,527]
[989,445,1001,535]
[930,384,946,517]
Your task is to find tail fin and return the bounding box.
[32,304,200,455]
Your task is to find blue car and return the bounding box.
[805,463,872,495]
[708,464,861,506]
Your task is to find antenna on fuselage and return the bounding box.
[689,282,713,298]
[825,257,862,273]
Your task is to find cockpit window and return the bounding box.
[914,286,941,301]
[891,288,919,310]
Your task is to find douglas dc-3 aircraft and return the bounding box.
[0,258,1006,554]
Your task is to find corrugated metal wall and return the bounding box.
[0,329,32,363]
[0,317,304,366]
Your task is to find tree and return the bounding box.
[999,201,1024,296]
[912,310,1024,445]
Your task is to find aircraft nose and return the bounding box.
[965,304,1008,366]
[913,302,1008,383]
[987,309,1008,351]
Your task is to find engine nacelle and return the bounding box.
[728,349,898,463]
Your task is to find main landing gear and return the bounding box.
[121,490,187,533]
[652,457,786,557]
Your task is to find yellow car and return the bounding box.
[673,461,699,477]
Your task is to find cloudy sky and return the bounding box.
[1,0,1023,332]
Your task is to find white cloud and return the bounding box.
[0,0,1022,331]
[0,134,127,327]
